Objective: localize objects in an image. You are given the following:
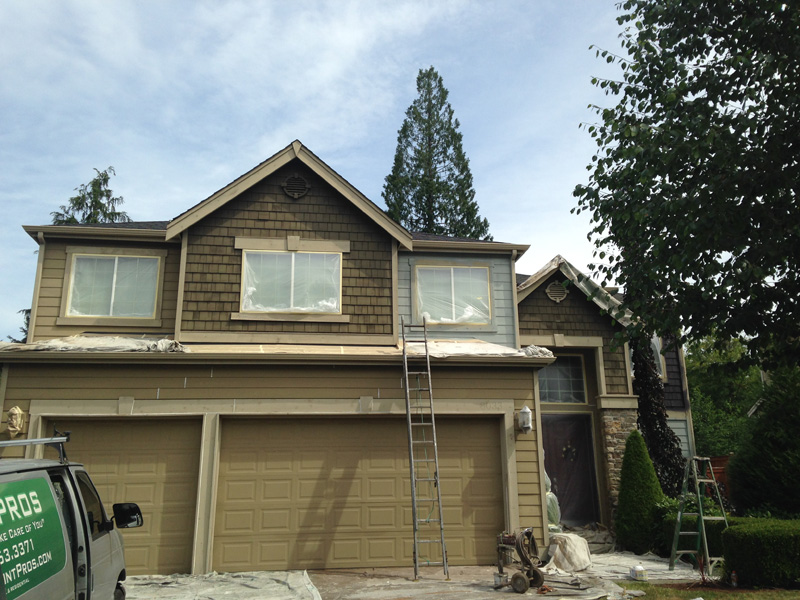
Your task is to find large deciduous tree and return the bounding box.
[383,66,491,240]
[573,1,800,367]
[51,166,131,225]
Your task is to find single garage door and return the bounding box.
[44,418,202,575]
[214,417,504,571]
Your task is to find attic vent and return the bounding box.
[546,281,569,303]
[282,174,310,199]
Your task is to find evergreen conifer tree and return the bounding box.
[383,67,491,240]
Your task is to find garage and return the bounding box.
[44,418,202,575]
[213,417,504,571]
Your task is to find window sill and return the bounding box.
[56,316,163,327]
[231,312,351,323]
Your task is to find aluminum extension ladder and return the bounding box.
[400,317,449,581]
[669,456,729,577]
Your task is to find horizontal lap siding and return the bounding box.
[30,240,180,340]
[398,253,518,347]
[518,273,628,395]
[181,161,394,337]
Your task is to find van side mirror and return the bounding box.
[112,503,144,529]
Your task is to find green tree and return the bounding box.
[573,1,800,367]
[6,308,30,343]
[383,66,491,240]
[631,335,684,497]
[685,336,763,457]
[616,430,664,554]
[51,166,131,225]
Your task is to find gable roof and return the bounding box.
[517,255,631,327]
[165,140,413,249]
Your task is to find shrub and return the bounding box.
[728,367,800,516]
[723,519,800,588]
[616,430,664,553]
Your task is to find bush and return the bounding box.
[616,430,664,553]
[652,495,730,559]
[728,367,800,516]
[723,519,800,588]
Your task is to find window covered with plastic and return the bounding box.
[68,255,159,317]
[416,266,490,324]
[539,356,587,403]
[242,250,341,313]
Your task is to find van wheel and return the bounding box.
[114,583,126,600]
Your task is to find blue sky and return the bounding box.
[0,0,623,340]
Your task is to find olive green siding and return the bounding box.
[181,161,394,337]
[518,273,628,395]
[29,239,180,342]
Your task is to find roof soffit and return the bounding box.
[165,140,413,249]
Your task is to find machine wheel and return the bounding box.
[511,572,530,594]
[528,567,545,589]
[114,583,126,600]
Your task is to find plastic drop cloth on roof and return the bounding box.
[0,336,185,353]
[404,339,553,359]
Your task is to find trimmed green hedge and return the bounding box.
[723,519,800,588]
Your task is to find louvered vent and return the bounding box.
[282,174,310,199]
[545,281,569,303]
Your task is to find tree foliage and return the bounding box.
[616,429,664,554]
[574,1,800,367]
[51,166,131,225]
[727,367,800,517]
[6,308,30,343]
[631,335,685,497]
[383,66,491,240]
[685,335,763,456]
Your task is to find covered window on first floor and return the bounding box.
[539,355,587,403]
[415,265,490,325]
[241,250,341,314]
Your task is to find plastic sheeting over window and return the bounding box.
[242,250,341,313]
[539,356,587,403]
[416,266,490,324]
[68,255,158,317]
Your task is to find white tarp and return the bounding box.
[0,336,185,353]
[405,340,554,359]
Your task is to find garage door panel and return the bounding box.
[44,418,201,575]
[214,417,503,571]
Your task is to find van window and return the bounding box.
[75,472,106,541]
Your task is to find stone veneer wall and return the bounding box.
[599,408,638,527]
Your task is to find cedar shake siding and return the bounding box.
[180,161,394,337]
[518,273,628,395]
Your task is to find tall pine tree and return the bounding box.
[383,67,491,240]
[51,166,131,225]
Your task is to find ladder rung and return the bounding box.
[410,387,431,392]
[683,512,699,517]
[416,498,436,502]
[408,371,428,376]
[703,516,726,521]
[679,532,698,536]
[697,478,714,483]
[416,477,437,482]
[676,550,699,555]
[411,422,432,427]
[417,539,443,544]
[417,519,441,524]
[412,440,434,445]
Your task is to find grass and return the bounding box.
[618,581,798,599]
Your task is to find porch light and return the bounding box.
[517,405,533,434]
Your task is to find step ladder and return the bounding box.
[669,456,729,577]
[401,317,449,581]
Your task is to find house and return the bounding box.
[0,141,693,575]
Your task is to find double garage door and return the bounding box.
[49,416,503,574]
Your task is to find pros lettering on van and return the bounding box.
[0,478,66,600]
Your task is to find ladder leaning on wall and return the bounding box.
[400,316,449,581]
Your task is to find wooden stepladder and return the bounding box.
[669,456,729,577]
[400,317,449,581]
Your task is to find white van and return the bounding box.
[0,436,143,600]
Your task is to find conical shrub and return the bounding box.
[616,430,665,553]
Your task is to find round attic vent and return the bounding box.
[545,281,569,303]
[282,174,310,199]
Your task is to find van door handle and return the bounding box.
[78,564,86,577]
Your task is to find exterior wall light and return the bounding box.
[517,405,533,434]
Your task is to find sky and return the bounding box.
[0,0,624,341]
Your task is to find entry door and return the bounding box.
[541,414,600,527]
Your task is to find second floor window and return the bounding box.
[67,255,159,318]
[241,250,341,313]
[416,266,490,324]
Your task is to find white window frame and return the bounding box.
[58,246,166,327]
[414,264,492,326]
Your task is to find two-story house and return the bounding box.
[0,141,693,576]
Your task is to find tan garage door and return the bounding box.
[44,418,201,575]
[214,417,503,571]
